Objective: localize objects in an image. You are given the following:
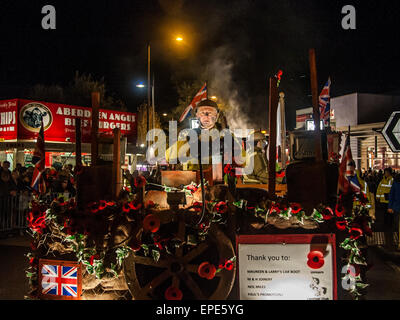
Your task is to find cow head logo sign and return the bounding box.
[20,102,53,132]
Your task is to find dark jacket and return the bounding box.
[389,179,400,213]
[0,180,17,197]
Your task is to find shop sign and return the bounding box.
[1,99,137,143]
[0,99,18,140]
[237,234,337,300]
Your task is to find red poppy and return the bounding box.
[165,286,183,300]
[224,260,234,271]
[186,184,198,194]
[122,202,131,213]
[215,201,228,214]
[307,251,325,269]
[143,214,160,233]
[191,202,203,212]
[270,204,281,214]
[349,227,363,240]
[87,202,100,214]
[107,201,116,207]
[129,239,142,252]
[99,200,107,211]
[335,204,345,218]
[89,254,100,266]
[198,262,217,280]
[346,264,361,277]
[322,207,334,220]
[29,257,38,267]
[276,171,285,178]
[27,211,46,234]
[361,220,373,237]
[290,203,302,214]
[134,175,147,188]
[128,201,141,211]
[336,220,348,231]
[199,220,210,231]
[224,164,236,177]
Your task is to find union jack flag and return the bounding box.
[30,120,46,194]
[319,77,331,124]
[179,83,207,122]
[338,133,361,194]
[41,264,78,297]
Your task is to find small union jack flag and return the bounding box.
[319,77,331,124]
[41,264,78,297]
[179,83,207,122]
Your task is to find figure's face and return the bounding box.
[196,106,218,130]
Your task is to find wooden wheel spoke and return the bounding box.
[176,215,186,258]
[131,254,169,268]
[186,264,223,277]
[142,270,172,295]
[178,272,206,300]
[172,275,180,288]
[183,242,209,264]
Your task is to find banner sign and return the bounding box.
[0,99,18,140]
[237,234,337,300]
[0,99,137,143]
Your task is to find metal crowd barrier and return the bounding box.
[0,193,32,234]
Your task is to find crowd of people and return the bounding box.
[0,160,77,200]
[359,167,400,250]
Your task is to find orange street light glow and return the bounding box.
[176,37,183,41]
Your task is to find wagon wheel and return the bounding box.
[123,213,236,300]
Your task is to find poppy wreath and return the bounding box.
[307,250,325,269]
[165,286,183,300]
[27,210,47,234]
[143,214,161,233]
[198,262,217,280]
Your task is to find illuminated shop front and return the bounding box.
[0,99,138,171]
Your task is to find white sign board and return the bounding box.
[238,243,334,300]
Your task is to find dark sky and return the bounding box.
[1,0,400,130]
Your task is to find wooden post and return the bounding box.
[279,92,287,168]
[75,118,82,208]
[91,92,100,166]
[268,76,279,196]
[112,128,121,199]
[75,118,82,166]
[309,49,323,162]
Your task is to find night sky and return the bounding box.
[1,0,400,130]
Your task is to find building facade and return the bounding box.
[295,93,400,170]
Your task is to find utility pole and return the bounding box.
[279,92,287,168]
[147,43,151,147]
[309,48,323,162]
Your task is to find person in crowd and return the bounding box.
[51,174,76,200]
[388,174,400,251]
[245,130,269,184]
[377,168,394,205]
[0,161,11,174]
[376,167,395,247]
[0,170,17,197]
